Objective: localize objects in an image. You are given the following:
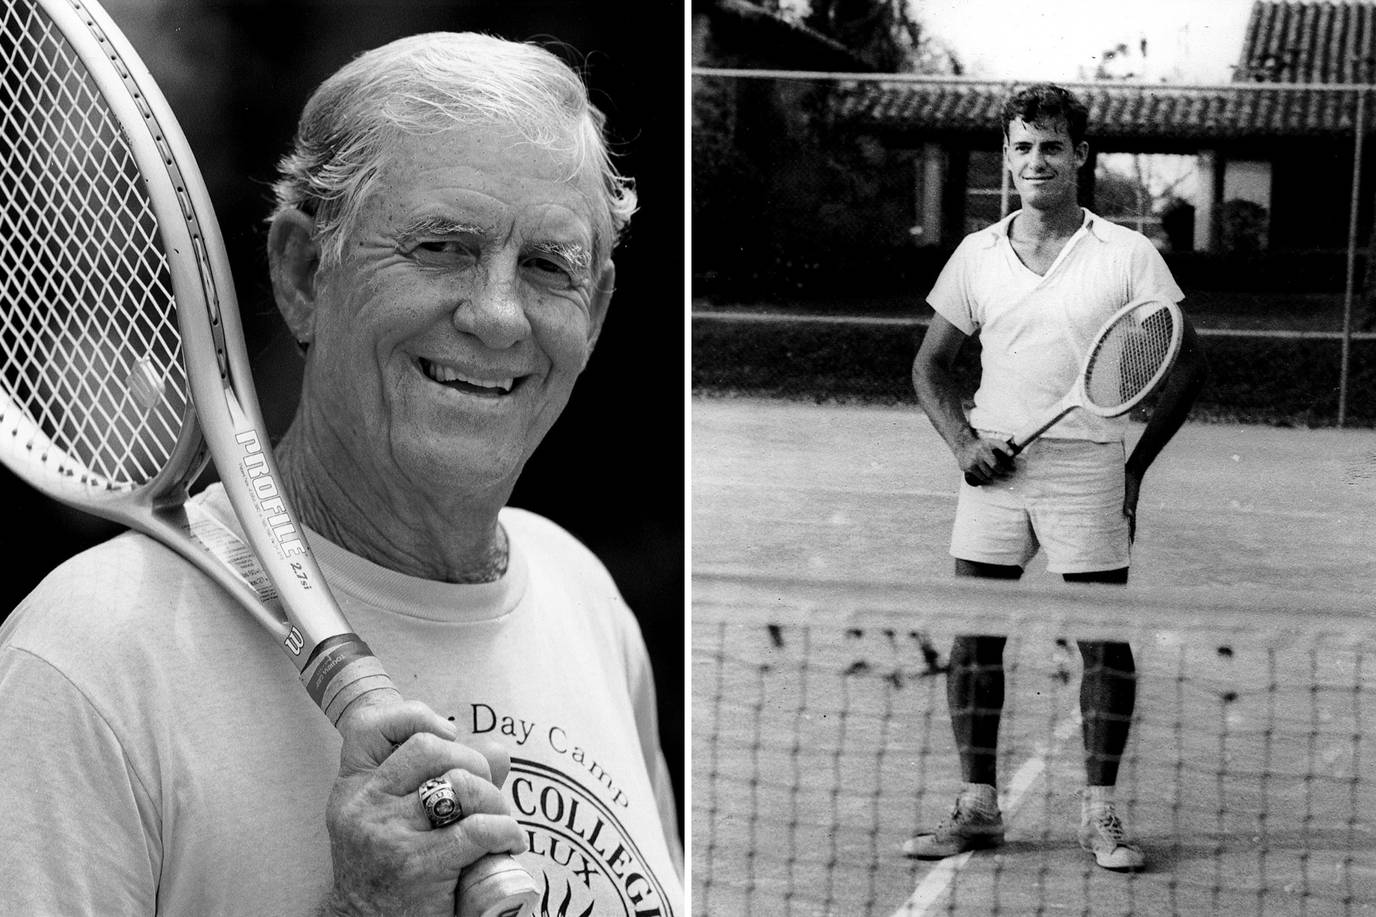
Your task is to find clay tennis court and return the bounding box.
[692,396,1375,915]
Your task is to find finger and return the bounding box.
[411,768,513,830]
[465,736,512,787]
[337,699,459,775]
[377,732,495,795]
[419,814,529,876]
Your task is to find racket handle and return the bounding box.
[306,644,537,917]
[457,855,540,917]
[963,438,1021,487]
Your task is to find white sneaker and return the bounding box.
[902,797,1004,859]
[1078,806,1146,871]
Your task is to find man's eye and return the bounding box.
[530,257,565,273]
[525,257,575,284]
[416,240,468,255]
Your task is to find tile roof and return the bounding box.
[832,79,1367,139]
[1236,0,1376,83]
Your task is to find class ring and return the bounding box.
[419,776,463,829]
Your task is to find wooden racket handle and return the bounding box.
[963,438,1020,487]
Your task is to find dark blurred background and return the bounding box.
[3,0,684,828]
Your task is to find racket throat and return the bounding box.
[1009,405,1076,452]
[299,635,398,724]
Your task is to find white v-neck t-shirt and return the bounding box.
[927,208,1184,443]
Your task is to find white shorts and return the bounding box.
[949,437,1131,574]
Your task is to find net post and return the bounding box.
[1341,86,1367,428]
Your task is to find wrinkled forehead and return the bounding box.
[367,123,612,257]
[409,121,609,252]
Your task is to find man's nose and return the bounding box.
[453,264,530,349]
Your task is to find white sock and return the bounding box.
[960,782,999,813]
[1082,785,1114,820]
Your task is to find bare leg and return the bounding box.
[950,559,1022,784]
[1076,639,1136,785]
[901,559,1021,859]
[1062,567,1134,786]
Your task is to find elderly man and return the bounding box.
[0,32,681,917]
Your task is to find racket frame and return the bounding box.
[8,6,540,911]
[34,0,394,719]
[962,297,1184,487]
[1006,296,1184,453]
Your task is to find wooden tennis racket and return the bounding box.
[966,297,1183,485]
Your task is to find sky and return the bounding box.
[916,0,1260,83]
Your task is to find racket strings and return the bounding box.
[0,2,190,493]
[1083,304,1178,410]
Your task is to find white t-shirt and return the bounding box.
[927,208,1185,442]
[0,484,682,916]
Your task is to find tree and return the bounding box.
[799,0,961,73]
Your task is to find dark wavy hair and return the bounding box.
[1001,83,1089,146]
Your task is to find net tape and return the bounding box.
[0,2,188,493]
[693,573,1374,916]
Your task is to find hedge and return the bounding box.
[691,317,1376,428]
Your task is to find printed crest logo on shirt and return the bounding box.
[508,758,674,917]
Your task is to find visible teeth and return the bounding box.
[422,359,513,393]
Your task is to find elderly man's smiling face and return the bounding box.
[303,122,610,497]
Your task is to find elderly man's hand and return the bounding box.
[318,700,527,917]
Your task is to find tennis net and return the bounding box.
[692,571,1374,916]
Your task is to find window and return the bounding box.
[964,149,1018,235]
[1221,160,1271,252]
[1093,153,1200,252]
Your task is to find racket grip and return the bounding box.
[306,641,537,917]
[962,438,1020,487]
[300,636,399,725]
[457,854,540,917]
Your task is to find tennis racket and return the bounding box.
[965,297,1184,486]
[0,2,535,915]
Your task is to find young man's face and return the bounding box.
[1003,116,1087,213]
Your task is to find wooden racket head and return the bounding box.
[1080,297,1184,417]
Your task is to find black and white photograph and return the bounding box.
[692,0,1374,913]
[0,2,683,915]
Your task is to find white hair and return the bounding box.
[271,32,636,267]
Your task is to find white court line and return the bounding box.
[891,711,1084,917]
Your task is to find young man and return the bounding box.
[906,83,1206,871]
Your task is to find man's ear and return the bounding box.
[1074,140,1090,170]
[585,260,616,361]
[267,208,321,348]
